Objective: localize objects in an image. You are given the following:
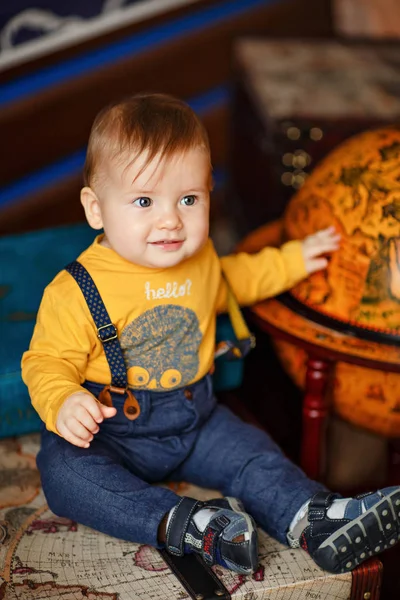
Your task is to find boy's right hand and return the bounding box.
[56,392,117,448]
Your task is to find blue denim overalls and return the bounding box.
[37,261,324,547]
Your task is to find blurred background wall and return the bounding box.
[0,0,333,236]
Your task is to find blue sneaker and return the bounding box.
[165,496,258,574]
[293,488,400,573]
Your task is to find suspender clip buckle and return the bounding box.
[97,323,118,343]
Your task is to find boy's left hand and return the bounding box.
[302,226,341,275]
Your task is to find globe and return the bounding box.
[240,127,400,437]
[284,127,400,337]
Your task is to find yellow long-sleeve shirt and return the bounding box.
[22,235,307,434]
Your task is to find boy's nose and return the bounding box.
[158,209,182,230]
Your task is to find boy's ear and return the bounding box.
[80,187,104,230]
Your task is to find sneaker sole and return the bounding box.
[314,488,400,573]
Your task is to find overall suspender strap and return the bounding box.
[216,269,256,360]
[225,277,252,342]
[65,260,127,389]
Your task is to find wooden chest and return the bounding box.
[229,38,400,235]
[0,434,381,600]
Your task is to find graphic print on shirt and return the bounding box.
[120,305,202,390]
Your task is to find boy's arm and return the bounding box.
[216,240,307,311]
[21,281,97,434]
[216,227,340,311]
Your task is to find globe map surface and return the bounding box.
[285,127,400,338]
[243,127,400,436]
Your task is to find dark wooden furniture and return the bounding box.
[229,38,400,236]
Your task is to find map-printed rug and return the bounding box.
[0,434,354,599]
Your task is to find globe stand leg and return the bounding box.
[301,357,332,482]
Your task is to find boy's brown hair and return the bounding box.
[84,93,211,189]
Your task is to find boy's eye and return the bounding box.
[133,197,152,207]
[180,195,197,206]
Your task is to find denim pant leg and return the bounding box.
[37,376,217,547]
[171,404,326,544]
[37,428,179,547]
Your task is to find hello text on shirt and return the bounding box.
[145,280,192,300]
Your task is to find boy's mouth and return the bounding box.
[149,239,184,251]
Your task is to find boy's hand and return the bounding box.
[56,392,117,448]
[302,226,341,275]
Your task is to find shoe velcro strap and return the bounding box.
[202,513,231,565]
[166,497,203,557]
[308,492,339,521]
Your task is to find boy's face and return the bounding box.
[84,147,211,269]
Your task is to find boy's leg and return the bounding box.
[40,377,259,574]
[171,403,324,544]
[37,429,179,547]
[170,404,400,573]
[38,428,258,573]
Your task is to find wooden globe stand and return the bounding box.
[238,223,400,484]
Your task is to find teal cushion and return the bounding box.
[0,224,243,439]
[1,223,97,439]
